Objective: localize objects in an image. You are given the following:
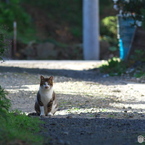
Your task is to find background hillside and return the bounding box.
[1,0,118,60]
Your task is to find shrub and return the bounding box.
[100,57,127,76]
[0,86,10,118]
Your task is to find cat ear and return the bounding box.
[49,76,53,80]
[40,75,44,80]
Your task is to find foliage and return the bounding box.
[0,86,43,145]
[131,60,145,78]
[22,0,115,42]
[100,16,118,53]
[116,0,145,28]
[100,57,127,76]
[0,25,11,60]
[0,0,116,47]
[130,50,145,62]
[22,0,82,39]
[101,16,117,37]
[100,0,114,17]
[0,112,43,145]
[134,71,145,78]
[0,86,10,118]
[141,9,145,28]
[0,0,36,43]
[100,56,145,78]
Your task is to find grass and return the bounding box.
[99,57,145,79]
[0,112,43,145]
[99,57,127,76]
[0,86,44,145]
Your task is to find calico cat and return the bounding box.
[35,75,58,116]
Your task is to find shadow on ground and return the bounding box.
[0,66,127,85]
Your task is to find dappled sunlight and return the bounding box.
[1,61,145,120]
[5,85,38,93]
[55,81,101,97]
[4,77,145,120]
[0,60,99,71]
[110,102,145,112]
[56,107,123,116]
[55,107,145,119]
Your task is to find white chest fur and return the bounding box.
[39,87,53,106]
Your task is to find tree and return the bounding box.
[114,0,145,28]
[83,0,100,60]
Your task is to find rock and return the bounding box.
[128,107,132,109]
[141,114,145,117]
[129,114,134,118]
[36,42,57,59]
[112,89,121,92]
[22,42,57,59]
[63,131,69,135]
[66,115,73,119]
[124,110,127,113]
[21,41,37,59]
[95,113,100,118]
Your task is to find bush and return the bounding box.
[99,57,127,76]
[101,16,117,37]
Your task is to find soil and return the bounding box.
[0,60,145,145]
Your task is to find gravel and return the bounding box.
[40,117,145,145]
[0,60,145,145]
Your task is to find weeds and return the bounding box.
[0,86,43,145]
[99,57,127,76]
[99,56,145,79]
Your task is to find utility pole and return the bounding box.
[83,0,100,60]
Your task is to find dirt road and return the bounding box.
[0,60,145,145]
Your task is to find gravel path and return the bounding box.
[0,60,145,145]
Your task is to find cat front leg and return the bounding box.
[37,92,45,116]
[40,106,45,116]
[46,100,53,116]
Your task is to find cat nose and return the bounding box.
[45,86,49,89]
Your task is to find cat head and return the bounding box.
[40,75,53,90]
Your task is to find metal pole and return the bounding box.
[13,21,17,57]
[83,0,100,60]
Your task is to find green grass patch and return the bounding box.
[0,86,44,145]
[0,112,43,145]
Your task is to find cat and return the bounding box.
[34,75,58,116]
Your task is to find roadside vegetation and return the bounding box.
[99,56,145,79]
[100,0,145,78]
[0,85,43,145]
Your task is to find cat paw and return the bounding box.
[47,112,53,116]
[40,113,45,117]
